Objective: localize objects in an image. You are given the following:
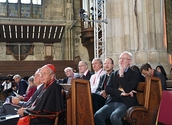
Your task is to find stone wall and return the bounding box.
[105,0,171,76]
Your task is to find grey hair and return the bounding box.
[119,51,132,60]
[64,67,73,72]
[28,76,34,83]
[92,58,103,65]
[13,74,21,79]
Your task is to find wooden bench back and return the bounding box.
[127,77,162,125]
[67,79,94,125]
[136,82,146,106]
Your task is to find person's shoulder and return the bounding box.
[100,73,106,78]
[154,70,163,76]
[88,70,94,75]
[127,68,140,77]
[52,80,63,88]
[21,79,28,83]
[154,70,166,79]
[74,73,80,78]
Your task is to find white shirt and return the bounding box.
[37,83,43,90]
[89,68,106,93]
[2,81,12,90]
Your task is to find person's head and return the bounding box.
[78,61,88,75]
[40,64,56,85]
[131,65,141,74]
[103,57,114,73]
[119,51,132,67]
[92,58,103,72]
[33,68,41,86]
[28,76,35,87]
[140,63,153,77]
[156,65,167,76]
[13,74,21,83]
[64,67,74,77]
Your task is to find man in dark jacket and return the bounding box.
[94,51,140,125]
[140,63,167,90]
[13,74,28,96]
[92,57,114,114]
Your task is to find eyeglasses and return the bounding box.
[119,57,131,61]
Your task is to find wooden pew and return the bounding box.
[62,79,94,125]
[166,80,172,90]
[126,77,162,125]
[63,77,162,125]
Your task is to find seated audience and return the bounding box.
[130,65,145,82]
[140,63,167,90]
[0,68,43,116]
[17,64,65,125]
[0,64,65,125]
[94,51,140,125]
[89,58,106,93]
[92,57,114,114]
[77,61,93,80]
[16,76,36,102]
[61,67,79,84]
[156,65,168,80]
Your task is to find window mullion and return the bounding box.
[18,0,21,18]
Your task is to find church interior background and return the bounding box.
[0,0,172,77]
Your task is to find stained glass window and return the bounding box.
[33,5,42,18]
[8,3,18,17]
[21,4,31,18]
[0,2,7,16]
[0,0,42,18]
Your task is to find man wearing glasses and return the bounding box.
[77,61,93,80]
[94,51,140,125]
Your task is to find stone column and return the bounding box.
[106,0,169,71]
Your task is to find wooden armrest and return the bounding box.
[28,113,60,125]
[126,106,148,124]
[28,113,59,118]
[28,110,66,125]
